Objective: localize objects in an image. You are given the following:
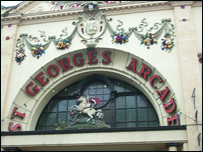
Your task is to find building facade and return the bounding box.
[1,1,202,151]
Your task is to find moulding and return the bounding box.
[10,1,33,13]
[1,125,187,136]
[170,1,194,7]
[1,1,201,27]
[192,1,202,7]
[1,1,172,26]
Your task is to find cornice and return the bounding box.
[10,1,33,13]
[192,1,202,7]
[1,1,201,26]
[170,1,194,7]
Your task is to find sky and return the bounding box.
[1,1,22,7]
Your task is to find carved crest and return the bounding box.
[86,18,98,35]
[76,2,106,50]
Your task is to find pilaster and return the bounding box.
[1,23,18,129]
[173,3,202,151]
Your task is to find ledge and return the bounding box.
[1,125,186,136]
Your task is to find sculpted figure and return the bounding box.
[69,96,102,122]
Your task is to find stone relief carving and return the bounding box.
[14,2,176,64]
[55,96,110,130]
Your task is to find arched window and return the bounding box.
[36,75,159,130]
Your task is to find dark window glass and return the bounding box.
[126,122,136,127]
[36,77,159,130]
[116,96,125,108]
[126,96,136,108]
[126,85,135,92]
[47,113,56,125]
[116,123,125,127]
[68,99,76,111]
[138,122,148,127]
[137,95,147,107]
[138,109,147,121]
[126,109,136,121]
[148,108,158,121]
[39,113,47,125]
[116,110,125,122]
[114,82,125,92]
[57,113,67,123]
[48,100,57,112]
[58,100,67,112]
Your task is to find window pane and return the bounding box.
[102,110,111,124]
[126,85,135,92]
[104,88,110,94]
[116,110,125,122]
[48,100,57,112]
[58,100,67,111]
[114,82,125,92]
[68,84,78,95]
[138,109,147,121]
[127,122,136,127]
[39,113,47,125]
[116,96,125,108]
[96,82,103,88]
[83,89,89,96]
[102,102,110,109]
[148,108,157,121]
[104,95,109,100]
[126,109,136,121]
[97,88,103,94]
[138,122,148,127]
[46,125,55,130]
[126,96,135,108]
[90,88,96,95]
[90,83,96,88]
[58,113,67,123]
[47,113,56,125]
[58,89,69,96]
[68,99,76,111]
[37,125,46,131]
[149,121,159,126]
[137,95,147,107]
[116,123,125,127]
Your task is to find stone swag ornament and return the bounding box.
[14,1,176,64]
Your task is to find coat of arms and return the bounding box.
[76,2,106,50]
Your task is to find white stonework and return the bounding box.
[1,1,202,151]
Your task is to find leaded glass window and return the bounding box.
[36,75,159,130]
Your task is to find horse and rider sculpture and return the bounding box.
[69,96,104,124]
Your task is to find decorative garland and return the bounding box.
[14,2,176,64]
[140,33,157,49]
[161,37,175,53]
[15,51,26,64]
[55,37,72,50]
[31,43,45,59]
[111,32,129,44]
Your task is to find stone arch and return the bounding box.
[8,48,180,131]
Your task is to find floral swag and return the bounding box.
[14,2,175,64]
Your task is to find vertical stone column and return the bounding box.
[172,2,202,151]
[166,143,179,151]
[1,22,19,130]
